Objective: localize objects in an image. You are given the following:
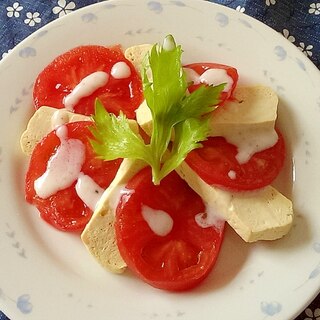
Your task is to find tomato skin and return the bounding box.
[25,121,122,232]
[185,129,286,191]
[115,167,225,291]
[184,62,238,104]
[33,45,143,119]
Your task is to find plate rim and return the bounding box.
[1,1,320,319]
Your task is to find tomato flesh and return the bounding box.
[25,121,122,231]
[115,167,225,291]
[185,129,286,191]
[33,45,143,119]
[184,62,238,104]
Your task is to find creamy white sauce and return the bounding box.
[228,170,237,180]
[109,184,125,211]
[199,69,233,92]
[141,205,173,236]
[63,71,109,111]
[195,202,224,232]
[75,173,104,211]
[51,109,70,128]
[34,125,86,199]
[111,62,131,79]
[183,67,233,92]
[109,185,135,214]
[224,127,278,164]
[183,68,201,85]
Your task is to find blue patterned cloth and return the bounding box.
[212,0,320,69]
[0,0,319,68]
[0,0,319,319]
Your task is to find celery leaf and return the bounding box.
[90,35,224,185]
[90,100,152,164]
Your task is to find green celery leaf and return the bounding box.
[176,83,225,120]
[90,100,152,164]
[142,35,187,174]
[90,35,225,185]
[159,117,209,181]
[141,35,224,184]
[143,35,186,117]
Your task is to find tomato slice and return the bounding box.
[25,121,122,231]
[33,45,143,119]
[115,167,225,291]
[185,129,286,191]
[184,62,238,104]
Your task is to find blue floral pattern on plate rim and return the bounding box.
[0,1,320,319]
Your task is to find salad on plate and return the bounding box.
[20,35,293,291]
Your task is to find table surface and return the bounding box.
[0,0,319,319]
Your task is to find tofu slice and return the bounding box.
[81,159,147,273]
[136,83,292,241]
[176,161,293,242]
[20,106,90,155]
[21,103,142,272]
[20,106,138,156]
[136,85,278,137]
[209,85,278,137]
[135,100,153,137]
[124,44,152,73]
[22,43,153,156]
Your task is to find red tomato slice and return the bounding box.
[33,45,143,119]
[115,167,225,291]
[25,121,122,231]
[185,129,286,191]
[184,62,238,104]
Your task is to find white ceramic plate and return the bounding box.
[1,0,320,319]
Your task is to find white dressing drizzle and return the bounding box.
[183,68,200,85]
[199,68,233,92]
[109,185,135,214]
[182,67,233,92]
[195,202,224,232]
[141,205,173,237]
[224,127,278,164]
[111,61,131,79]
[63,71,109,111]
[75,173,104,211]
[228,170,237,180]
[51,109,70,128]
[34,125,86,199]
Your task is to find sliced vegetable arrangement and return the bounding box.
[115,167,224,291]
[184,62,238,103]
[90,36,224,185]
[20,35,293,291]
[33,45,143,119]
[185,130,286,191]
[25,121,122,231]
